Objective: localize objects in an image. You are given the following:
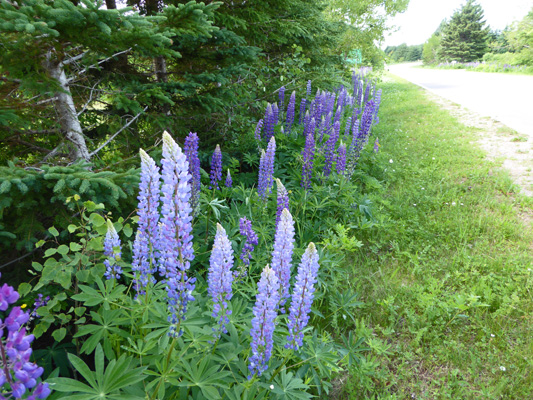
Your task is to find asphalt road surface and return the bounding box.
[388,62,533,138]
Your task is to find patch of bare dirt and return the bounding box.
[423,91,533,197]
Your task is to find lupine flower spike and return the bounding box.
[208,224,234,336]
[184,132,201,210]
[374,138,380,153]
[271,208,295,309]
[160,131,196,336]
[209,144,223,190]
[133,149,160,293]
[286,242,320,350]
[225,169,233,188]
[336,143,347,174]
[239,217,258,272]
[104,219,122,280]
[0,273,51,399]
[275,179,289,228]
[301,131,315,191]
[248,265,280,378]
[257,137,276,200]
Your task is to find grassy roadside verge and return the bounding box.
[338,75,533,399]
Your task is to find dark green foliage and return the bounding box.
[439,0,490,62]
[0,162,139,258]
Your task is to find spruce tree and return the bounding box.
[439,0,489,62]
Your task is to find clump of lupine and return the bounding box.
[126,132,321,364]
[253,69,381,190]
[209,144,223,190]
[0,274,51,399]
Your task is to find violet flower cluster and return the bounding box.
[0,275,51,399]
[271,208,295,309]
[103,220,122,280]
[225,169,232,188]
[286,242,320,350]
[336,143,347,174]
[263,104,275,142]
[254,119,263,142]
[301,131,315,191]
[278,86,285,115]
[133,149,160,293]
[184,132,201,210]
[239,217,258,269]
[208,224,234,336]
[285,91,296,134]
[257,137,276,200]
[275,179,289,229]
[160,132,196,335]
[209,144,222,190]
[248,265,280,378]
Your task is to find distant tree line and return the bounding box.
[384,43,423,62]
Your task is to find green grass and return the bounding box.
[337,76,533,399]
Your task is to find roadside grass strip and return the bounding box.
[341,75,533,399]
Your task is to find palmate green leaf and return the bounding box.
[268,371,312,400]
[50,345,146,399]
[172,356,231,398]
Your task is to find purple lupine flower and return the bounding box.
[336,143,347,174]
[344,116,352,140]
[278,86,285,116]
[299,98,307,125]
[272,103,279,125]
[301,131,315,191]
[334,105,342,125]
[306,80,312,97]
[275,179,289,229]
[318,116,328,143]
[104,220,122,280]
[184,132,201,210]
[302,110,310,131]
[285,91,296,134]
[304,117,316,141]
[263,104,275,142]
[160,132,196,335]
[254,119,264,142]
[248,265,280,378]
[225,169,233,188]
[208,224,234,335]
[209,144,223,190]
[359,100,375,141]
[373,137,380,153]
[0,274,51,399]
[239,217,258,269]
[373,89,382,124]
[134,149,161,292]
[286,242,319,350]
[257,137,276,200]
[271,208,294,309]
[323,121,340,177]
[131,231,155,295]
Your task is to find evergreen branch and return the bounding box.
[88,107,147,158]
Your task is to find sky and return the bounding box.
[383,0,532,48]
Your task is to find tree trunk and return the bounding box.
[44,55,90,162]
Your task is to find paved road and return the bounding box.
[388,62,533,137]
